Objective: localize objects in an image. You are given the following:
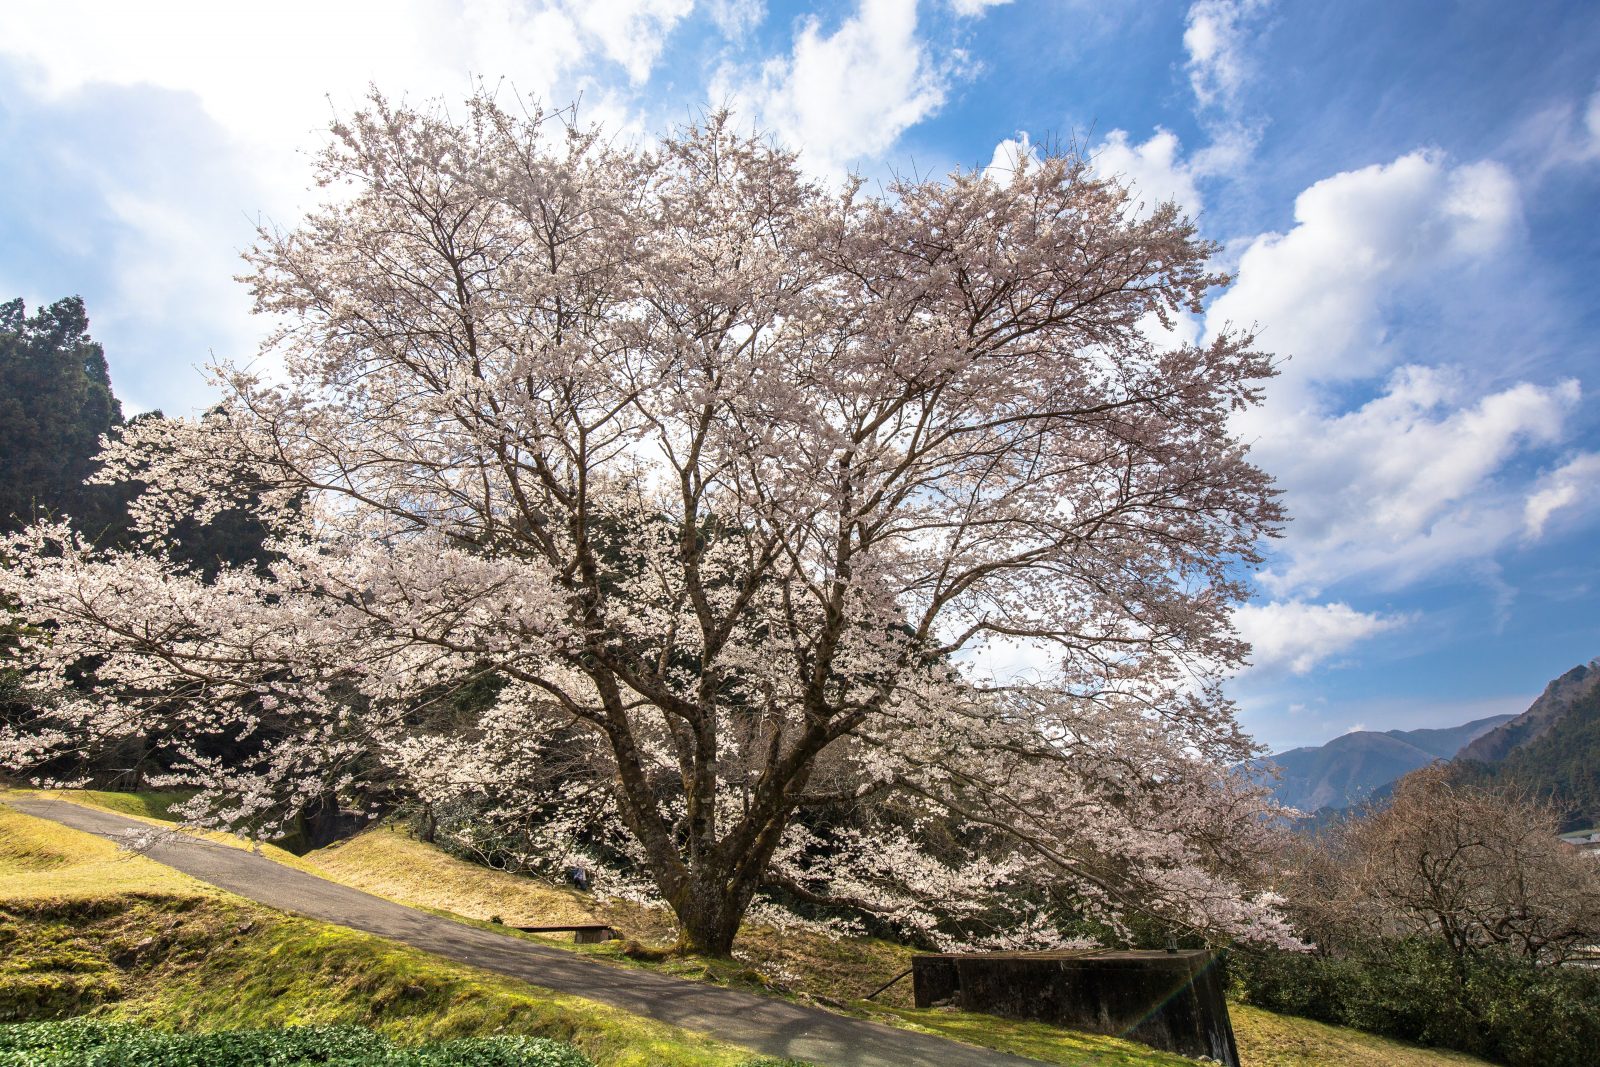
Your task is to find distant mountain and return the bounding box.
[1253,715,1516,813]
[1453,658,1600,832]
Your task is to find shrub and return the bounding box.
[1232,939,1600,1067]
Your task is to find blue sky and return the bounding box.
[2,0,1597,751]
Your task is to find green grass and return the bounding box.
[291,817,1496,1067]
[0,891,768,1067]
[3,789,326,871]
[857,1003,1193,1066]
[1228,1003,1492,1067]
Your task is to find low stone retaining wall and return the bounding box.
[911,948,1239,1066]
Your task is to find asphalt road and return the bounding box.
[8,797,1050,1067]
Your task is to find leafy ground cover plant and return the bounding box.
[0,1020,592,1066]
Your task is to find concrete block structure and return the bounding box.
[912,948,1239,1065]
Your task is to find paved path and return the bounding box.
[8,797,1048,1067]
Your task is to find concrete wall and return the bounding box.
[912,949,1239,1066]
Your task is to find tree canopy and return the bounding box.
[0,92,1293,955]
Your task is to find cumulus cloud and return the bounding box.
[985,131,1034,181]
[1092,127,1203,217]
[1204,147,1595,599]
[1212,152,1520,402]
[1233,600,1406,675]
[1259,369,1580,592]
[1524,452,1600,539]
[718,0,950,176]
[1183,0,1271,111]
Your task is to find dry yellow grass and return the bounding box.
[304,826,914,1002]
[304,825,607,928]
[2,789,323,873]
[0,804,212,900]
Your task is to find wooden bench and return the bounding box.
[511,923,618,944]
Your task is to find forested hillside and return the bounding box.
[1454,661,1600,831]
[0,295,273,574]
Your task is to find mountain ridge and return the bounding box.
[1456,658,1600,764]
[1253,714,1515,813]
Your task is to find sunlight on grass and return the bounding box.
[3,789,323,873]
[0,804,211,900]
[858,1001,1194,1066]
[1230,1003,1492,1066]
[294,820,1499,1067]
[0,810,775,1067]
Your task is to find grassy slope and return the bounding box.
[33,789,196,821]
[0,803,212,900]
[3,788,325,872]
[0,805,768,1067]
[300,816,1494,1067]
[1227,1005,1488,1067]
[307,826,913,1006]
[7,792,1497,1067]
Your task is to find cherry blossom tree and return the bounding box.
[0,91,1293,955]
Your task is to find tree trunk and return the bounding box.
[672,869,759,957]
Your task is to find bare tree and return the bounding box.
[1314,766,1600,966]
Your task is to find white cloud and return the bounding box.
[950,0,1012,16]
[985,131,1034,181]
[1514,87,1600,176]
[0,0,697,413]
[961,634,1056,686]
[1092,127,1203,218]
[571,0,694,84]
[1524,452,1600,539]
[1259,369,1580,591]
[1233,600,1406,675]
[706,0,766,39]
[718,0,950,176]
[1205,148,1595,594]
[1183,0,1271,111]
[1211,152,1520,401]
[0,1,691,166]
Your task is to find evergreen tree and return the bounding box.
[0,296,125,538]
